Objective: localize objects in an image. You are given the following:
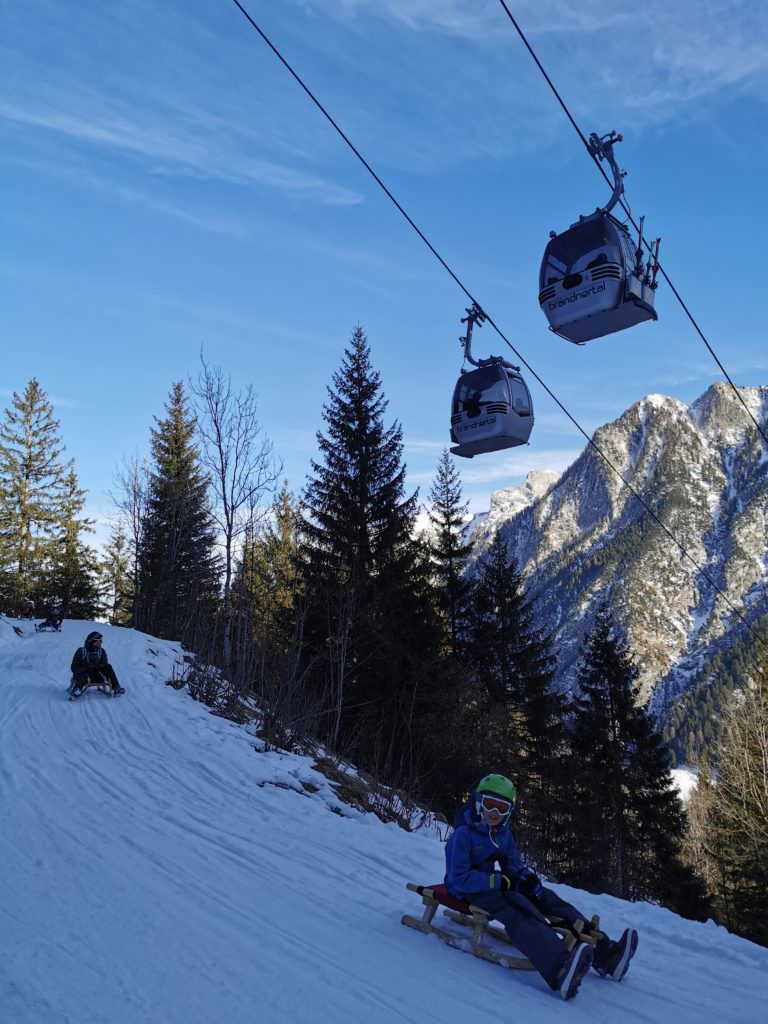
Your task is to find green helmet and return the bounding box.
[476,773,517,805]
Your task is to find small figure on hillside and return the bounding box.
[69,631,125,699]
[445,774,638,1000]
[18,598,35,620]
[36,599,63,632]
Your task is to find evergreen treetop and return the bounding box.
[428,449,473,656]
[45,463,100,618]
[0,379,68,606]
[137,382,220,641]
[303,325,417,581]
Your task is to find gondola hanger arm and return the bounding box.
[587,131,625,215]
[460,304,520,371]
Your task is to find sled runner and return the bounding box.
[401,883,599,971]
[68,678,124,701]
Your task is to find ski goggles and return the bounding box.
[480,794,513,816]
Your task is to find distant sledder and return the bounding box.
[36,600,63,632]
[68,631,126,700]
[403,773,638,1001]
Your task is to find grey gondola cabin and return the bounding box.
[538,131,660,345]
[450,363,533,458]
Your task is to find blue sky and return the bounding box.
[3,0,768,540]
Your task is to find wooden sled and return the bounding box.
[69,679,115,700]
[401,883,600,972]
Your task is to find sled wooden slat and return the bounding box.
[401,882,534,971]
[402,884,602,973]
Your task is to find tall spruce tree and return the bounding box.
[137,383,220,642]
[428,449,474,657]
[302,326,444,785]
[569,604,708,915]
[0,379,67,609]
[468,532,570,871]
[45,464,101,618]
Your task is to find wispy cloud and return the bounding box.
[300,0,632,37]
[302,0,768,122]
[5,152,267,239]
[0,385,82,410]
[407,446,580,487]
[458,447,581,486]
[0,84,363,207]
[405,438,449,454]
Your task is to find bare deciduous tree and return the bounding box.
[109,454,148,626]
[191,355,280,669]
[687,662,768,944]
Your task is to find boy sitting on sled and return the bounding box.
[69,631,125,698]
[445,773,638,1000]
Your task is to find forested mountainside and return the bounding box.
[471,382,768,763]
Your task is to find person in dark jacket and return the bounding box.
[69,631,125,698]
[444,773,638,1000]
[37,600,63,632]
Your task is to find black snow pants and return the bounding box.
[73,665,120,693]
[468,886,589,988]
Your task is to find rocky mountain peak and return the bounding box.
[690,381,768,445]
[469,381,768,714]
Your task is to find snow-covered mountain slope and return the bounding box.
[470,382,768,708]
[466,470,559,540]
[2,620,766,1024]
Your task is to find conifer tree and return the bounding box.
[302,326,443,783]
[252,483,301,623]
[233,483,302,653]
[101,521,133,625]
[137,383,220,642]
[0,379,67,608]
[569,604,707,915]
[468,532,569,869]
[428,449,474,656]
[45,464,100,618]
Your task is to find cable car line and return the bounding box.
[496,0,768,451]
[226,0,767,650]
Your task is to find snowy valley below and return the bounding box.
[1,619,766,1023]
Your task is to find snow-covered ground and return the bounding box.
[2,619,766,1023]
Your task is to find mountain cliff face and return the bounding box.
[470,382,768,710]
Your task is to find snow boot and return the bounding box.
[112,685,126,696]
[556,942,593,1000]
[68,686,82,701]
[594,928,638,982]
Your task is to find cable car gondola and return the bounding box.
[450,305,534,458]
[538,131,660,345]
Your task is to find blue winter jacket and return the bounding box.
[444,798,524,900]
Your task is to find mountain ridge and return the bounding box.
[470,382,768,719]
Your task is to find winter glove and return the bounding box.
[516,867,543,899]
[500,874,514,893]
